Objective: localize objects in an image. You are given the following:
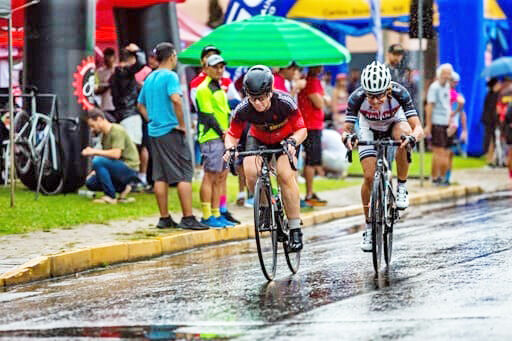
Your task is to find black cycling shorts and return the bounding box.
[303,129,322,166]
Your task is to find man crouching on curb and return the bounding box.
[82,108,140,204]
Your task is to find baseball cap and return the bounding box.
[201,45,221,59]
[207,54,226,67]
[388,43,405,55]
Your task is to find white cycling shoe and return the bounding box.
[360,229,372,252]
[396,184,409,210]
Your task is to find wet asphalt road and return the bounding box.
[0,193,511,340]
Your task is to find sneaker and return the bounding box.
[432,177,442,186]
[396,184,409,210]
[157,216,177,229]
[222,210,241,224]
[360,229,372,252]
[287,229,303,252]
[201,216,226,228]
[179,216,210,230]
[217,215,236,227]
[244,196,254,208]
[305,193,327,207]
[300,199,312,208]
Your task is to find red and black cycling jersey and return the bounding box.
[228,90,306,145]
[346,81,418,126]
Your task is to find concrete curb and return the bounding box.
[0,185,484,287]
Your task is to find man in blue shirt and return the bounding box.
[138,42,209,230]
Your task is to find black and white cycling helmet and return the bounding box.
[361,61,392,95]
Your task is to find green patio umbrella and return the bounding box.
[178,15,350,67]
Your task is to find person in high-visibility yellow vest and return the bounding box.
[195,54,238,228]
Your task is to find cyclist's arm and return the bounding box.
[290,127,307,145]
[288,108,307,145]
[406,116,424,142]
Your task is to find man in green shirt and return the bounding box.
[195,55,234,227]
[82,108,140,204]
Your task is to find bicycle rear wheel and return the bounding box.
[13,110,32,175]
[383,181,394,266]
[39,133,64,195]
[371,174,384,273]
[254,178,278,281]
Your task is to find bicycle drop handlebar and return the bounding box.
[346,140,411,163]
[229,143,298,175]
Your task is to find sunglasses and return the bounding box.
[366,92,387,100]
[248,93,270,103]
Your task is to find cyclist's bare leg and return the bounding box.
[243,155,264,203]
[392,122,412,181]
[361,156,377,221]
[277,154,300,219]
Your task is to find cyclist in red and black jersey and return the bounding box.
[224,65,308,252]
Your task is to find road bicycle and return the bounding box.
[229,142,300,281]
[347,138,411,273]
[11,89,78,196]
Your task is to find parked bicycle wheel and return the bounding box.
[371,174,384,273]
[254,177,278,281]
[38,130,64,195]
[383,180,394,266]
[13,110,32,175]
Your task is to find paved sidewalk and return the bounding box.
[0,168,509,275]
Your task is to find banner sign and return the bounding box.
[224,0,296,23]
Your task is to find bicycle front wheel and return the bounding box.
[371,173,384,273]
[254,178,278,281]
[13,110,33,176]
[383,181,394,266]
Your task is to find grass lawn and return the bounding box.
[347,151,487,177]
[0,176,359,235]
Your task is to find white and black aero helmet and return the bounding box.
[243,65,274,96]
[361,61,392,94]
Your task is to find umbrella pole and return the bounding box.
[8,15,15,207]
[418,0,425,187]
[168,2,195,167]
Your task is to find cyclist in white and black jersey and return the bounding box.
[342,61,424,252]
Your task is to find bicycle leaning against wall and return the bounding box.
[12,87,78,196]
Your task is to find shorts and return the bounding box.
[358,110,406,161]
[303,129,322,166]
[200,138,227,173]
[150,129,193,185]
[120,114,143,145]
[432,124,450,148]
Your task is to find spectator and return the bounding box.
[195,55,238,227]
[321,128,349,178]
[137,42,209,230]
[298,65,327,206]
[445,71,467,184]
[273,62,306,97]
[505,105,512,178]
[347,68,361,94]
[425,63,453,185]
[322,71,334,121]
[403,68,419,107]
[110,43,149,187]
[481,78,501,165]
[189,46,241,224]
[386,43,406,83]
[95,47,117,122]
[331,73,348,132]
[82,108,139,204]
